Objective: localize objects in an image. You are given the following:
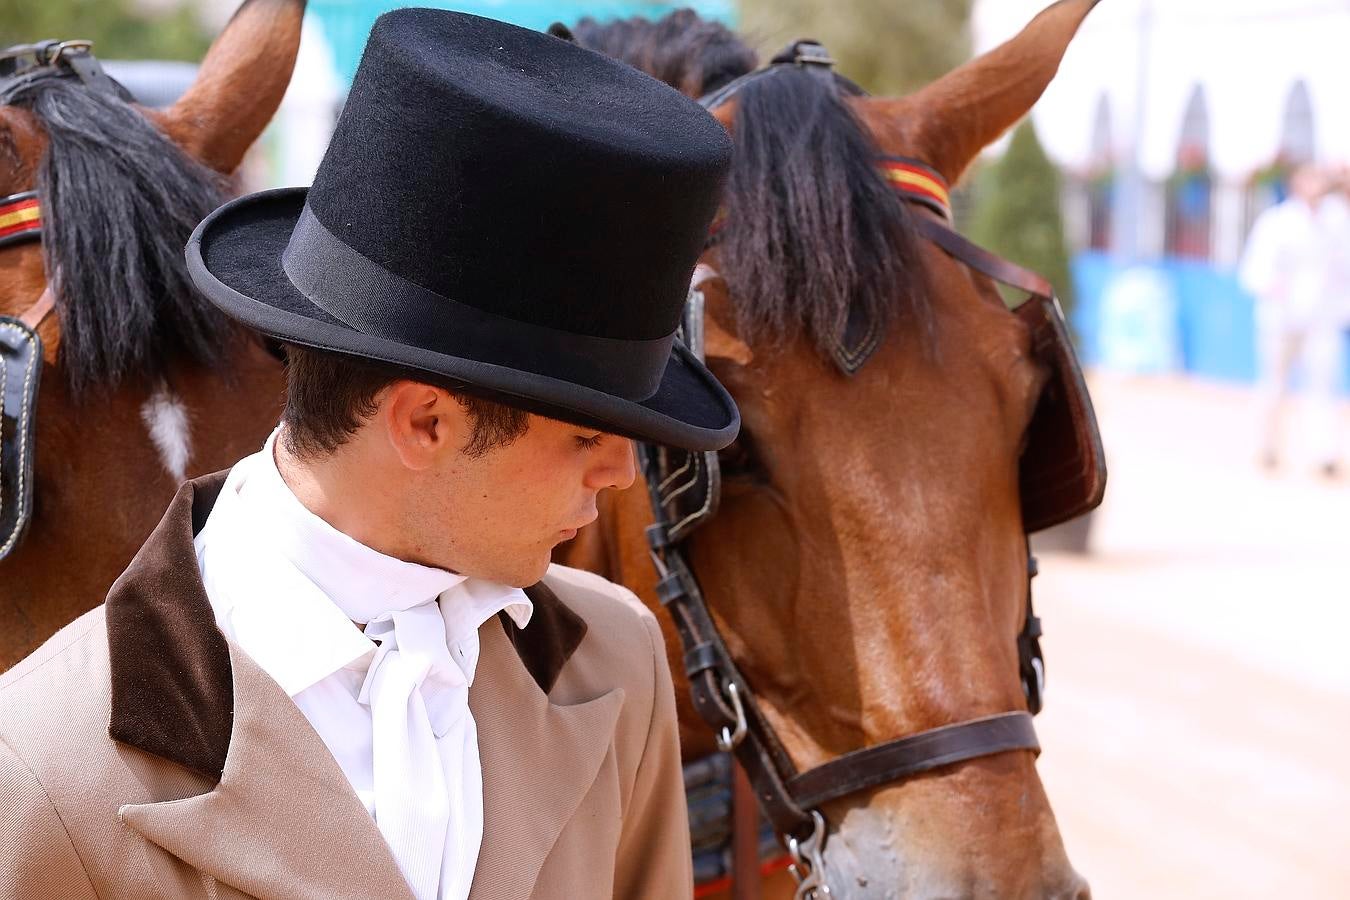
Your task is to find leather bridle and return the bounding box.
[0,39,125,562]
[0,187,52,332]
[638,42,1075,898]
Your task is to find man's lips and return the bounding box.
[557,512,598,542]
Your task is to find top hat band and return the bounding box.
[281,205,677,401]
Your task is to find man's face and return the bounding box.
[405,412,637,587]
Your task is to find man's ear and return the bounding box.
[381,381,465,469]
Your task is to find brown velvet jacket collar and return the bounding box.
[105,471,587,782]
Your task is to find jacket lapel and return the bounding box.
[119,639,415,900]
[468,616,623,900]
[107,474,614,900]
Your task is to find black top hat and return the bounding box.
[186,8,738,450]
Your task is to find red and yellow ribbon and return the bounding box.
[0,192,41,245]
[877,158,951,218]
[707,157,951,242]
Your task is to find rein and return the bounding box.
[640,43,1064,898]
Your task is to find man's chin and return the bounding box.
[500,553,553,589]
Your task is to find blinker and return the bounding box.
[0,315,42,562]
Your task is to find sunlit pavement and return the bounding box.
[1032,373,1350,898]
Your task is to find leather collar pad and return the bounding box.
[0,315,42,561]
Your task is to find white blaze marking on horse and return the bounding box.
[141,386,192,480]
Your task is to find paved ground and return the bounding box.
[1030,373,1350,899]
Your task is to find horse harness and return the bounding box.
[641,42,1107,897]
[0,40,130,561]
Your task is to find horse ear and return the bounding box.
[873,0,1099,185]
[150,0,306,174]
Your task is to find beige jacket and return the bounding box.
[0,474,692,899]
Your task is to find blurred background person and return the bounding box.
[1239,164,1350,476]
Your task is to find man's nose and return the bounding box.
[584,438,638,492]
[609,439,638,491]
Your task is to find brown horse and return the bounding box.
[561,2,1103,897]
[0,0,304,670]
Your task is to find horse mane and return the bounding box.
[571,9,756,98]
[573,11,931,358]
[5,76,234,396]
[721,68,932,355]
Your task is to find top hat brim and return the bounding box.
[187,187,740,451]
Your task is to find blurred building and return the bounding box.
[975,0,1350,384]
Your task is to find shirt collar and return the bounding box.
[250,429,466,624]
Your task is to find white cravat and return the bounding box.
[194,429,532,900]
[361,603,455,899]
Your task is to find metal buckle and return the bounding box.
[787,810,832,899]
[1023,656,1045,704]
[715,679,748,751]
[45,40,93,66]
[794,52,837,67]
[0,39,93,69]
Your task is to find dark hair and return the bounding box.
[719,68,931,354]
[281,346,530,459]
[4,76,234,396]
[571,8,756,98]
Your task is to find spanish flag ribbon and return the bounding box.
[0,192,41,246]
[877,157,952,220]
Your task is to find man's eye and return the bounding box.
[575,433,605,450]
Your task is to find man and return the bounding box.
[0,10,736,900]
[1240,163,1350,476]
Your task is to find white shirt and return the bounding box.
[1239,193,1350,330]
[194,429,532,900]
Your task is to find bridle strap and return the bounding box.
[19,287,55,331]
[697,39,866,113]
[646,520,813,835]
[916,215,1056,302]
[0,190,54,330]
[0,190,41,248]
[0,39,129,105]
[786,712,1039,811]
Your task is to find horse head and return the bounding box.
[0,0,303,667]
[567,2,1102,897]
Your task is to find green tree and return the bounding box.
[967,121,1077,316]
[735,0,973,95]
[0,0,210,62]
